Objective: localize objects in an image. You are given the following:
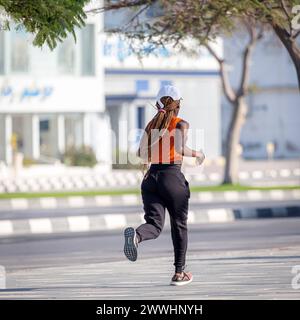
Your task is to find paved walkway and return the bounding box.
[1,246,300,299]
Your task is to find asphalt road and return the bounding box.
[1,218,300,299]
[1,218,300,271]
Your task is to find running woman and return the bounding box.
[123,85,205,286]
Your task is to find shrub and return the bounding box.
[63,145,97,167]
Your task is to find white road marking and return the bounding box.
[10,198,28,210]
[29,218,53,234]
[40,197,57,209]
[292,189,300,200]
[187,211,195,223]
[224,191,239,201]
[68,196,85,208]
[269,190,284,200]
[122,194,139,205]
[68,216,90,232]
[207,209,234,223]
[198,192,213,202]
[95,195,112,206]
[0,220,13,235]
[104,214,127,229]
[246,190,263,200]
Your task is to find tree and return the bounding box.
[96,0,300,89]
[2,0,298,82]
[96,1,299,184]
[1,1,299,81]
[2,0,297,183]
[98,1,266,184]
[205,21,264,183]
[0,0,89,49]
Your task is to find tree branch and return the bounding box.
[238,23,259,97]
[292,29,300,40]
[205,44,236,104]
[85,0,156,14]
[279,0,292,35]
[273,23,300,90]
[123,2,152,31]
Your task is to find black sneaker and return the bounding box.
[123,227,139,262]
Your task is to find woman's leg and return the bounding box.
[136,192,166,242]
[169,213,188,273]
[157,169,190,273]
[135,172,166,242]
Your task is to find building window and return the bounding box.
[11,29,29,73]
[0,31,4,74]
[81,24,95,76]
[40,119,49,131]
[135,80,149,92]
[137,106,145,129]
[57,35,75,75]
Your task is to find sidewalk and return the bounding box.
[1,159,299,193]
[1,246,299,299]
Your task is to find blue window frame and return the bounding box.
[135,80,149,92]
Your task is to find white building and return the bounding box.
[222,31,300,159]
[0,12,111,166]
[0,8,222,168]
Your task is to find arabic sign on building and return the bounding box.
[1,84,54,102]
[0,77,104,113]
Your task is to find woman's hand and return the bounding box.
[195,150,205,166]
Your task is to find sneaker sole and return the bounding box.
[170,276,193,286]
[123,227,137,262]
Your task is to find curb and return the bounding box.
[0,189,299,211]
[0,207,299,239]
[1,167,299,193]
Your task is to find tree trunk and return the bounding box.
[223,98,248,184]
[273,25,300,91]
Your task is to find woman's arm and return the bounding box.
[175,120,205,163]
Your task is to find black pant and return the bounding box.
[136,163,190,273]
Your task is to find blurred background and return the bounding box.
[0,1,299,192]
[0,0,299,299]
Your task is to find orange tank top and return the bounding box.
[150,116,183,164]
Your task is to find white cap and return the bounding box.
[156,85,182,108]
